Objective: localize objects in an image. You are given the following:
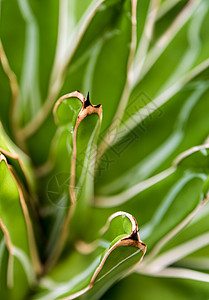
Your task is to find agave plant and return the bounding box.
[1,0,209,299]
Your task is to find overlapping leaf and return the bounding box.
[92,145,209,297]
[0,153,41,300]
[1,0,209,299]
[0,0,134,165]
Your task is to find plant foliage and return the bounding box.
[0,0,209,299]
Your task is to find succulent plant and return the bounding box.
[0,0,209,299]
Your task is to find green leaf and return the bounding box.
[38,92,102,265]
[32,212,146,300]
[101,273,209,300]
[0,123,35,193]
[90,145,209,282]
[1,0,209,299]
[0,153,41,300]
[174,145,209,173]
[95,78,209,195]
[14,0,134,167]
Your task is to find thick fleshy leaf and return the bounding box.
[95,75,209,195]
[37,92,102,265]
[90,145,209,281]
[32,212,146,300]
[0,153,41,300]
[101,273,209,300]
[96,0,209,162]
[96,0,209,186]
[9,0,135,167]
[1,0,209,299]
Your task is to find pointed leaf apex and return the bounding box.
[87,91,90,101]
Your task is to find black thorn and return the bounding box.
[122,228,139,241]
[87,91,90,101]
[84,91,91,108]
[129,229,139,241]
